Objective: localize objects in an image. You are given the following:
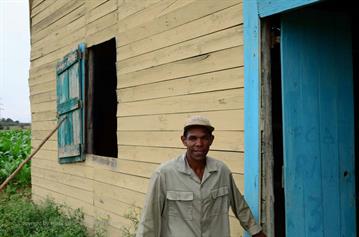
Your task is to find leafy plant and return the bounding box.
[0,192,89,237]
[0,129,31,190]
[121,206,141,237]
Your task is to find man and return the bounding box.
[136,115,266,237]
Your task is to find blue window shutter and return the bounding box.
[56,44,86,164]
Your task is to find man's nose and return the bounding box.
[195,138,203,146]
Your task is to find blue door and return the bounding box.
[281,9,356,236]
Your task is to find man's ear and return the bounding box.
[209,135,214,146]
[181,135,187,146]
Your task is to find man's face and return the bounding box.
[181,126,214,161]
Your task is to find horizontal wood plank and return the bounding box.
[31,0,55,17]
[31,158,93,179]
[32,175,93,204]
[31,4,85,44]
[118,25,242,75]
[117,0,162,22]
[31,165,93,191]
[118,0,239,46]
[117,0,196,34]
[31,184,95,216]
[118,67,243,101]
[86,0,117,24]
[93,181,145,207]
[117,110,243,131]
[30,90,56,104]
[117,130,244,151]
[31,111,57,122]
[118,145,244,174]
[117,4,242,61]
[93,168,150,194]
[32,1,84,33]
[86,23,117,47]
[31,16,86,60]
[30,80,54,95]
[31,101,56,113]
[118,46,243,88]
[86,11,117,37]
[117,88,243,116]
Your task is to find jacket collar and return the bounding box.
[175,153,218,175]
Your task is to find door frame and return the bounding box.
[243,1,322,236]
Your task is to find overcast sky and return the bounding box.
[0,0,31,123]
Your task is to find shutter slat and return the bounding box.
[58,144,81,158]
[58,98,81,115]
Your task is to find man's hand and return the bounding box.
[253,231,266,237]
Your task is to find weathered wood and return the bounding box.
[86,11,117,37]
[30,90,56,104]
[118,46,243,88]
[93,180,145,206]
[31,0,55,17]
[30,80,55,96]
[117,110,243,131]
[118,26,242,75]
[31,166,93,191]
[117,0,162,22]
[117,0,196,34]
[32,158,93,178]
[32,1,84,33]
[31,101,56,113]
[32,120,56,130]
[29,61,56,78]
[31,16,86,60]
[260,19,275,237]
[58,144,81,158]
[117,4,243,61]
[32,184,95,216]
[31,111,57,122]
[117,88,243,117]
[93,168,149,194]
[229,216,245,236]
[31,42,84,69]
[86,24,117,47]
[86,0,110,11]
[31,4,85,44]
[117,145,244,174]
[117,130,244,151]
[32,0,69,25]
[118,67,243,102]
[29,71,54,86]
[118,0,239,46]
[86,0,117,24]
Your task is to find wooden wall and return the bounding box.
[29,0,245,235]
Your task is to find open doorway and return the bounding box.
[262,2,357,236]
[86,38,118,158]
[269,16,285,237]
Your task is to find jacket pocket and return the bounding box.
[166,191,193,220]
[210,186,229,216]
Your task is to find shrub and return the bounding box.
[0,192,89,237]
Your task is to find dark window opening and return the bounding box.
[86,38,118,158]
[270,16,285,237]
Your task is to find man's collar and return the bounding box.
[175,154,219,174]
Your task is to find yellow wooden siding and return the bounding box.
[29,0,245,236]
